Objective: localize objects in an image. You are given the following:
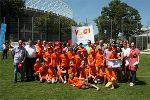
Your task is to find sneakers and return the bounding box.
[129,82,134,86]
[64,81,67,84]
[96,87,100,91]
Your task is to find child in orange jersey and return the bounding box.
[90,43,97,54]
[51,47,61,71]
[79,61,87,79]
[39,64,48,83]
[35,40,44,60]
[81,48,88,64]
[47,65,57,84]
[33,58,42,80]
[67,47,75,60]
[68,74,100,91]
[105,67,118,89]
[95,48,105,72]
[57,65,68,84]
[105,48,119,89]
[74,50,82,77]
[43,47,53,67]
[78,43,84,51]
[87,50,97,84]
[95,48,105,83]
[60,48,70,78]
[68,57,77,76]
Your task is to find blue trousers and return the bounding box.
[130,71,136,83]
[14,63,24,82]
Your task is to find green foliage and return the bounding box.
[0,52,150,100]
[0,0,25,18]
[95,0,142,41]
[0,0,25,40]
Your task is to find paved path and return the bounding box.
[140,52,150,54]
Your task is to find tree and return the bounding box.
[0,0,25,40]
[95,0,142,41]
[1,0,25,18]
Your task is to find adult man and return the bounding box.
[85,40,92,54]
[25,40,37,81]
[96,40,104,52]
[12,40,26,83]
[2,42,9,60]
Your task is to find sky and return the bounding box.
[64,0,150,34]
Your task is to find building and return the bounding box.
[130,27,150,50]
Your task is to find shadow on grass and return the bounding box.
[136,80,147,85]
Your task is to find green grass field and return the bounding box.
[0,52,150,100]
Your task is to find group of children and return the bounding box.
[31,40,126,90]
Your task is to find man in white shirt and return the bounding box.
[121,41,130,82]
[25,40,37,81]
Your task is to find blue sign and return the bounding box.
[0,23,7,51]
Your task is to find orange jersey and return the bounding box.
[74,79,85,89]
[95,53,105,67]
[78,47,84,51]
[108,53,119,59]
[35,44,44,58]
[44,51,52,66]
[69,60,76,68]
[90,48,97,54]
[39,67,48,79]
[68,77,79,84]
[47,68,56,78]
[67,51,75,60]
[51,53,60,67]
[60,54,69,67]
[89,67,97,76]
[34,63,42,73]
[74,55,82,68]
[88,54,95,64]
[105,68,117,82]
[99,68,106,77]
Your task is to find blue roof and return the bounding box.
[25,0,73,19]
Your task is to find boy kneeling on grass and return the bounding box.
[34,58,42,80]
[39,63,48,83]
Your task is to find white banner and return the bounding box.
[106,60,122,68]
[72,25,95,45]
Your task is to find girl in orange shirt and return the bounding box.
[47,65,57,84]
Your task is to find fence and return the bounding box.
[1,16,71,42]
